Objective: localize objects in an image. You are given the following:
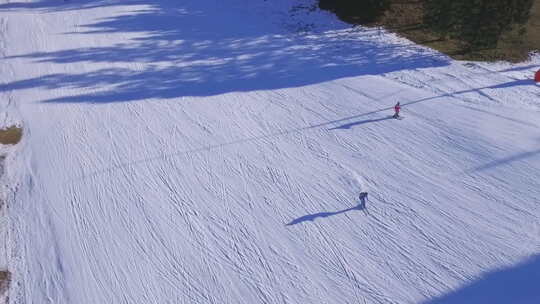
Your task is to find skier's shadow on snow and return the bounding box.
[286,204,365,226]
[329,116,393,130]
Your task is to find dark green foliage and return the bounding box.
[318,0,536,60]
[424,0,534,50]
[319,0,391,23]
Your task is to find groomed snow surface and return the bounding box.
[1,0,539,303]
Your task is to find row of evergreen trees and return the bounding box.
[319,0,535,50]
[425,0,534,50]
[318,0,390,23]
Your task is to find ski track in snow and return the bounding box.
[0,0,539,303]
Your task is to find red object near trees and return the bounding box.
[535,70,540,82]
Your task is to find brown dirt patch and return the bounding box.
[0,126,22,145]
[0,270,9,300]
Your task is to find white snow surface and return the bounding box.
[1,0,540,303]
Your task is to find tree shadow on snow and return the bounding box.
[422,254,540,304]
[458,105,538,128]
[0,0,117,11]
[489,79,537,89]
[0,0,449,103]
[471,148,540,172]
[497,64,540,73]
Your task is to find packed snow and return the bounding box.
[0,0,539,303]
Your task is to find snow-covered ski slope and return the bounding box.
[1,0,539,303]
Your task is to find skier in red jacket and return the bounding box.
[393,102,401,118]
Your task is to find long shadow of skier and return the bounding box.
[286,196,367,226]
[329,116,393,130]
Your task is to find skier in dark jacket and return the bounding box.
[359,192,368,209]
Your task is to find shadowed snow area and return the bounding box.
[0,0,447,102]
[0,0,539,303]
[423,254,540,304]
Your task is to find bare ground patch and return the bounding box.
[0,127,22,146]
[0,270,9,303]
[0,126,21,303]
